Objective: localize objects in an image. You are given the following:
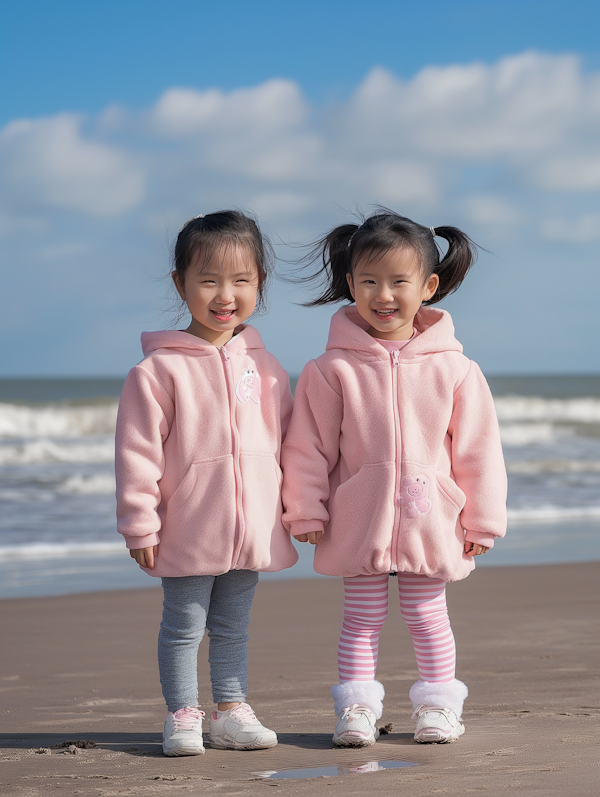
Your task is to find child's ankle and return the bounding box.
[217,701,241,712]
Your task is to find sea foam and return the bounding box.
[0,402,118,438]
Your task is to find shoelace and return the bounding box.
[228,703,258,723]
[340,703,372,722]
[411,704,454,720]
[171,706,205,730]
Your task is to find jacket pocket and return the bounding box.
[397,464,466,525]
[239,452,284,536]
[236,452,295,570]
[327,463,396,562]
[162,455,236,569]
[395,464,472,581]
[436,471,466,515]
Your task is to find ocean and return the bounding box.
[1,375,599,599]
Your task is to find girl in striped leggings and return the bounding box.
[282,210,507,745]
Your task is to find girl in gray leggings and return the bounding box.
[115,212,298,755]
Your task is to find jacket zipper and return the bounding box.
[390,349,402,571]
[220,346,246,569]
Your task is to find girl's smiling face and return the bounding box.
[347,246,439,341]
[172,245,259,346]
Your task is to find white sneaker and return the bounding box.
[162,706,205,756]
[412,704,465,743]
[208,703,277,750]
[333,704,379,747]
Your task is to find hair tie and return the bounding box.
[347,224,361,248]
[430,226,436,237]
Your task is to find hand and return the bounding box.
[293,531,323,545]
[130,545,159,569]
[464,541,489,557]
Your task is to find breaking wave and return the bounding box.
[0,541,124,560]
[0,439,114,465]
[0,402,118,438]
[508,505,600,523]
[495,396,600,424]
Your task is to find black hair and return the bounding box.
[300,208,478,306]
[172,209,273,313]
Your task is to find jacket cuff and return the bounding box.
[125,533,160,550]
[464,529,496,547]
[290,519,325,537]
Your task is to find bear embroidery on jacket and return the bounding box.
[397,475,431,518]
[236,368,261,404]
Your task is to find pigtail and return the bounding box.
[425,226,479,305]
[298,224,359,306]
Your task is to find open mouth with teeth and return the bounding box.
[372,308,398,319]
[210,309,236,321]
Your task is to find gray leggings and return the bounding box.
[158,570,259,712]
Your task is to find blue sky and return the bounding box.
[1,0,599,375]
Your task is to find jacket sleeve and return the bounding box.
[448,361,507,548]
[115,365,174,550]
[281,360,343,537]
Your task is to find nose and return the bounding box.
[375,284,394,303]
[215,283,234,303]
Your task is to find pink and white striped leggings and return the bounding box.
[339,573,455,683]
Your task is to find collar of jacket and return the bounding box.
[325,305,463,361]
[140,324,265,358]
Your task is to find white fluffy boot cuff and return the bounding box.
[409,679,468,719]
[331,680,385,720]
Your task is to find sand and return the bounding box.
[1,562,599,796]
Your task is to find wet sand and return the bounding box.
[1,562,599,796]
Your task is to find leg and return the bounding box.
[398,572,455,683]
[206,570,276,750]
[338,573,389,682]
[159,575,214,756]
[159,575,214,712]
[397,572,467,743]
[331,574,388,747]
[205,568,258,705]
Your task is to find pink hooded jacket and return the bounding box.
[115,326,298,577]
[281,306,507,582]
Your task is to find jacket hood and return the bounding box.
[141,324,265,358]
[325,305,463,360]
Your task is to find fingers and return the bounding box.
[464,542,490,557]
[145,547,155,569]
[293,531,323,544]
[130,546,156,569]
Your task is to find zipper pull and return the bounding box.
[220,346,230,361]
[391,350,400,367]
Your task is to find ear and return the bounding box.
[172,271,185,300]
[424,273,439,301]
[346,272,356,301]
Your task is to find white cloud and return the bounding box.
[541,212,600,243]
[532,157,600,192]
[152,79,308,137]
[1,51,600,237]
[248,191,313,220]
[461,195,521,227]
[0,114,144,217]
[340,53,594,160]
